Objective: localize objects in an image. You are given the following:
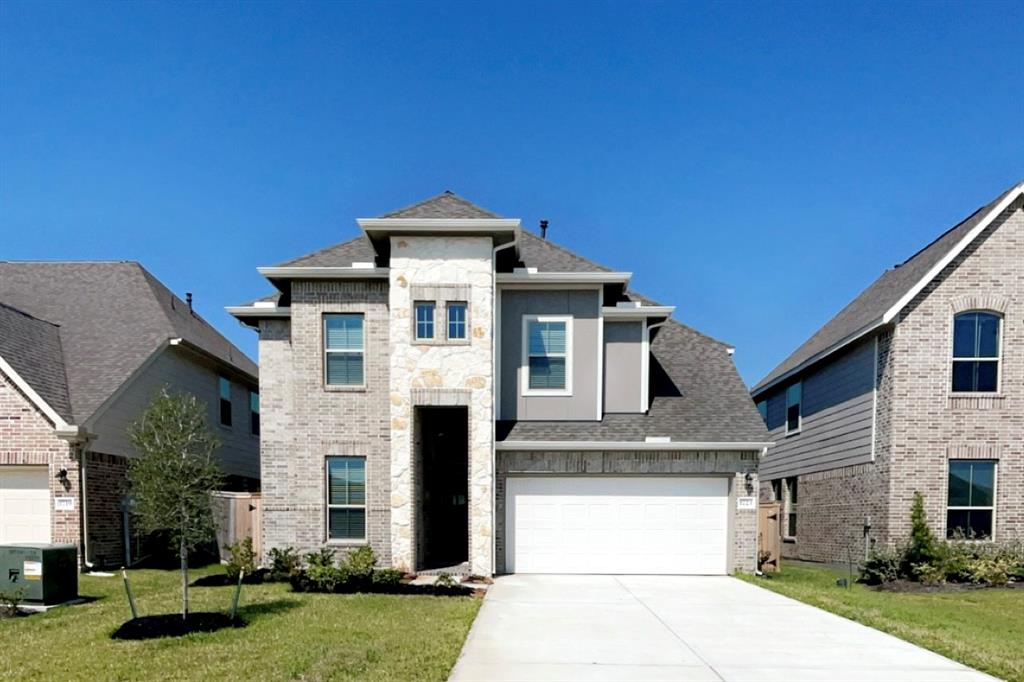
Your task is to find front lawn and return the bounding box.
[739,563,1024,682]
[0,565,480,681]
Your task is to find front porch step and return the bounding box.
[415,561,470,578]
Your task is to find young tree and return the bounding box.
[904,490,940,576]
[127,387,222,620]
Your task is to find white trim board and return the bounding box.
[496,440,774,451]
[257,267,389,279]
[0,355,70,429]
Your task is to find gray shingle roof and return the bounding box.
[378,191,501,219]
[752,181,1024,395]
[0,262,257,423]
[0,303,73,422]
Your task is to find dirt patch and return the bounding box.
[876,580,1024,593]
[111,613,245,640]
[191,569,269,587]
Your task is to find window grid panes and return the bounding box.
[327,456,366,541]
[447,302,467,340]
[786,477,798,538]
[785,382,801,434]
[218,377,232,427]
[527,319,568,390]
[324,314,364,386]
[952,312,1001,392]
[415,302,435,340]
[249,391,259,436]
[947,460,995,539]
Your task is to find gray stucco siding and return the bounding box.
[760,336,876,479]
[603,320,644,413]
[499,289,600,421]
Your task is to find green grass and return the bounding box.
[0,565,480,681]
[738,563,1024,682]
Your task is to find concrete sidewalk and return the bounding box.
[449,574,997,681]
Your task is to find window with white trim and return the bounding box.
[947,460,995,539]
[324,314,364,386]
[785,382,801,434]
[447,301,467,340]
[952,311,1001,393]
[327,456,366,541]
[414,301,435,340]
[523,316,572,393]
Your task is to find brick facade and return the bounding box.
[762,196,1024,562]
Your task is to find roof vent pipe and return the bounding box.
[186,292,193,312]
[540,219,548,239]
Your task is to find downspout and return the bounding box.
[490,239,517,576]
[56,427,95,570]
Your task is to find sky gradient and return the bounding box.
[2,1,1022,385]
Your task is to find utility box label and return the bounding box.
[54,497,75,511]
[23,560,42,581]
[736,496,756,510]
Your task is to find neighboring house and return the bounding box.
[0,262,260,568]
[751,182,1024,563]
[229,191,769,577]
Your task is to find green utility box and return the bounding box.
[0,544,78,604]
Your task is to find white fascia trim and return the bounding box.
[601,305,675,319]
[357,218,521,230]
[498,272,632,285]
[0,354,70,429]
[257,266,389,279]
[596,287,604,420]
[225,305,292,318]
[882,183,1024,324]
[496,440,775,451]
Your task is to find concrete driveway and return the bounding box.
[449,575,997,682]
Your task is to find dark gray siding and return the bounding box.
[759,336,876,479]
[499,289,600,421]
[604,320,644,413]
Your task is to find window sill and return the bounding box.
[522,391,573,398]
[326,540,368,546]
[782,537,796,544]
[947,393,1005,409]
[784,430,801,438]
[324,385,367,393]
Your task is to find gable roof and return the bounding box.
[0,261,257,424]
[0,303,73,422]
[753,181,1024,395]
[378,190,501,219]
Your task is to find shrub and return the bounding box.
[434,572,457,588]
[343,546,377,579]
[968,557,1014,586]
[913,562,946,586]
[903,492,940,579]
[0,586,25,617]
[224,537,257,580]
[267,546,300,582]
[859,547,901,585]
[305,548,336,569]
[371,569,404,587]
[307,564,350,592]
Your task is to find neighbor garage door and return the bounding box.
[506,476,728,575]
[0,466,52,544]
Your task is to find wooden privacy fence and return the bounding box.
[210,491,262,561]
[758,502,781,573]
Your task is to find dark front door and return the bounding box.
[417,407,469,570]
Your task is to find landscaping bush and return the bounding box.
[267,546,301,582]
[859,547,902,585]
[225,537,257,581]
[371,569,404,587]
[0,586,25,618]
[304,547,336,569]
[306,564,350,592]
[343,546,377,582]
[902,492,940,580]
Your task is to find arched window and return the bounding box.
[951,311,1001,392]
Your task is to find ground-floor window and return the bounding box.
[327,456,366,541]
[947,459,995,539]
[785,477,798,538]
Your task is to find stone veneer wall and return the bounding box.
[496,450,759,574]
[389,236,494,574]
[258,280,392,562]
[886,197,1024,542]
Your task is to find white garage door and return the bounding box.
[507,476,729,575]
[0,466,52,544]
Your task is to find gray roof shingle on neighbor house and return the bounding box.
[0,261,257,424]
[752,181,1024,395]
[0,303,74,422]
[378,190,502,219]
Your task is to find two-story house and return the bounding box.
[0,262,260,568]
[751,181,1024,563]
[229,191,769,577]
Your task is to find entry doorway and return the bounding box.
[414,407,469,571]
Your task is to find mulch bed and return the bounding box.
[876,579,1024,593]
[111,613,246,640]
[191,569,270,587]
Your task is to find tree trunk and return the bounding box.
[180,536,189,621]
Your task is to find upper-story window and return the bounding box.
[952,311,1001,393]
[447,302,467,340]
[218,377,232,427]
[414,302,435,340]
[324,314,364,386]
[249,391,260,436]
[785,382,801,434]
[523,316,572,394]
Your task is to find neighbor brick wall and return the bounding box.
[887,197,1024,542]
[84,451,129,568]
[496,450,759,574]
[258,280,392,564]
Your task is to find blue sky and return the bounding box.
[2,1,1021,385]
